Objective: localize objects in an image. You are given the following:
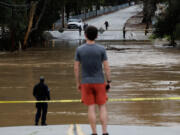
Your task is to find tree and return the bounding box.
[142,0,157,25]
[29,0,62,43]
[0,0,28,50]
[0,0,12,50]
[153,0,180,46]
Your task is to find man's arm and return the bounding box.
[46,86,50,100]
[74,61,81,91]
[33,86,37,98]
[103,60,111,82]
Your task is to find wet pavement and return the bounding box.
[0,124,180,135]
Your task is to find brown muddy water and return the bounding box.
[0,40,180,127]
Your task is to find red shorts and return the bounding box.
[81,83,108,105]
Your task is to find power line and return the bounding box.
[0,1,29,8]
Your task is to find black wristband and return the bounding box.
[107,80,112,83]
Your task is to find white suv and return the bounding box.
[67,18,83,29]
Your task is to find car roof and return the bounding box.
[68,18,82,22]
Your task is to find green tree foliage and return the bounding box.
[12,1,28,46]
[0,0,28,50]
[0,0,11,50]
[30,0,62,42]
[176,24,180,40]
[153,0,180,46]
[142,0,157,24]
[104,0,128,6]
[0,0,11,26]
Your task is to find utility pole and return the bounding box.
[61,6,65,28]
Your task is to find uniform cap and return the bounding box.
[40,76,45,80]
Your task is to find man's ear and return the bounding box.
[84,33,88,40]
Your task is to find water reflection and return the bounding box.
[0,40,180,127]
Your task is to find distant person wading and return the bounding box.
[79,26,82,36]
[33,76,50,126]
[104,21,109,30]
[123,26,126,39]
[83,22,88,31]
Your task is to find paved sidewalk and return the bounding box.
[0,124,179,135]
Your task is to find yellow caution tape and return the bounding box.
[0,99,81,104]
[109,97,180,102]
[0,97,180,104]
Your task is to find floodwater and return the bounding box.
[0,40,180,127]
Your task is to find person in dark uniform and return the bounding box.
[78,26,82,36]
[83,22,88,31]
[33,76,50,126]
[128,0,131,6]
[123,26,126,39]
[145,23,149,35]
[104,21,109,30]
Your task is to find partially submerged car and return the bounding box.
[67,18,83,29]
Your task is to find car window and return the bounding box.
[68,19,81,23]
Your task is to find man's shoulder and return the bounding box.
[34,83,48,87]
[76,44,88,53]
[33,83,39,90]
[77,43,105,51]
[94,44,106,50]
[95,43,104,47]
[77,44,86,49]
[34,83,39,87]
[44,84,48,88]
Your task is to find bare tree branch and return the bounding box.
[0,1,29,8]
[30,0,49,33]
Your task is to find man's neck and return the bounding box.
[86,40,95,45]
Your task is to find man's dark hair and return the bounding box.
[85,25,98,41]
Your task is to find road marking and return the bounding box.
[67,124,74,135]
[76,124,85,135]
[1,97,180,104]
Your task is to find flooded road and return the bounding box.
[0,41,180,127]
